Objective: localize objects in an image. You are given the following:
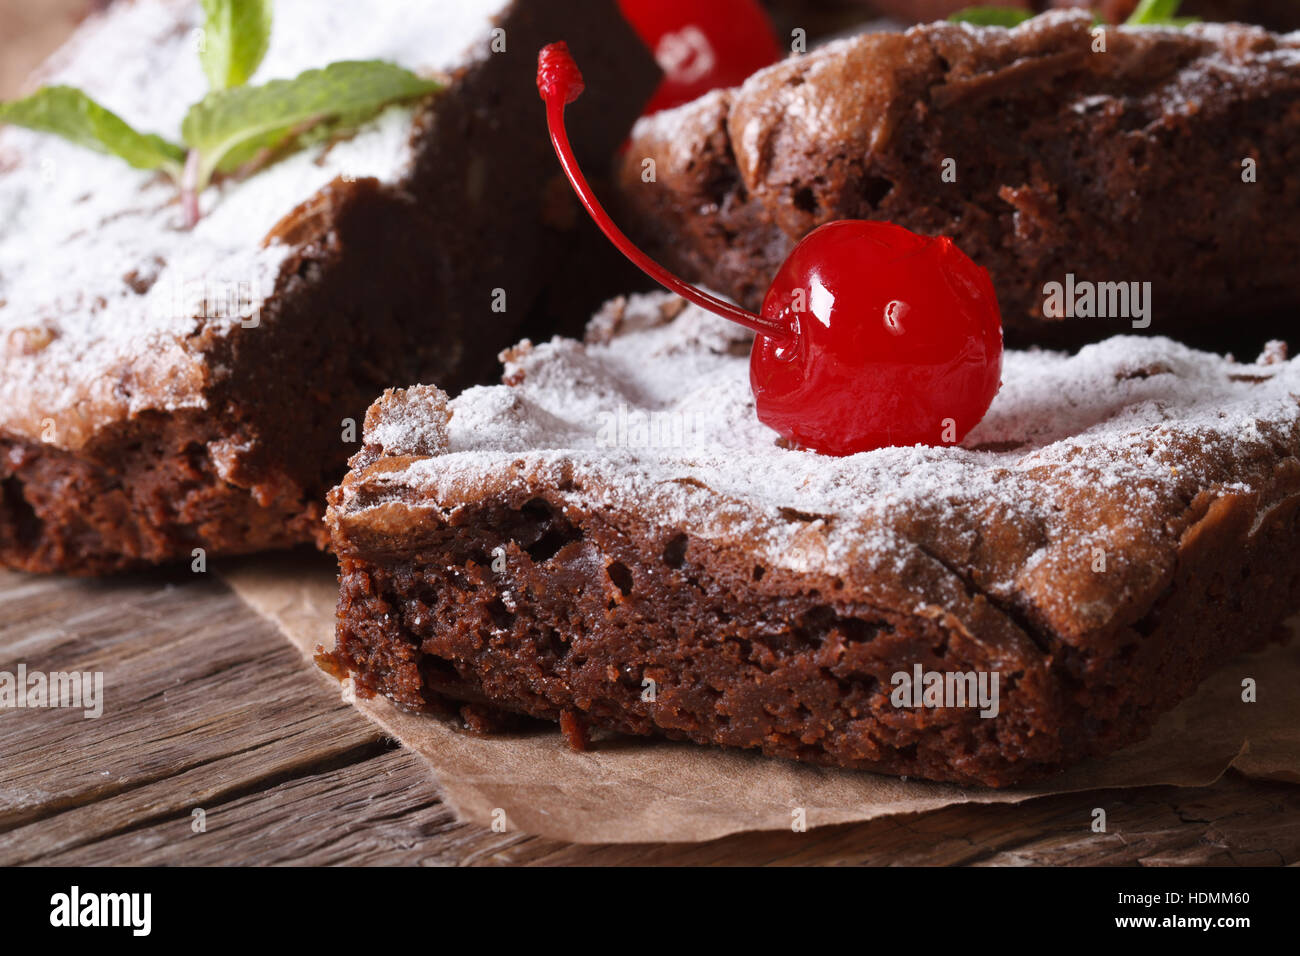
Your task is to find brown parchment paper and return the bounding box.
[223,553,1300,844]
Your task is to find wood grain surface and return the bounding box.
[1,567,1296,866]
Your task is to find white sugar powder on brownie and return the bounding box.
[0,0,509,441]
[343,292,1300,620]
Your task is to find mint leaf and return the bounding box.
[1124,0,1195,25]
[199,0,274,90]
[181,60,439,187]
[0,86,184,176]
[947,6,1034,26]
[213,106,381,176]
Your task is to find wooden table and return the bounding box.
[2,567,1296,866]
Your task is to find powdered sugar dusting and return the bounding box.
[636,11,1300,183]
[0,0,509,446]
[363,384,452,461]
[346,292,1300,631]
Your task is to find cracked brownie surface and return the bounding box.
[326,292,1300,786]
[616,12,1300,350]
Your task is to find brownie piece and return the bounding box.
[0,0,656,575]
[1175,0,1300,30]
[867,0,1300,31]
[616,12,1300,348]
[325,292,1300,787]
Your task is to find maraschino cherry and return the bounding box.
[537,43,1003,457]
[617,0,780,114]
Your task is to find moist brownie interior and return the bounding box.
[0,0,657,574]
[325,292,1300,786]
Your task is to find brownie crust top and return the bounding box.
[0,0,513,450]
[620,11,1300,343]
[723,11,1300,239]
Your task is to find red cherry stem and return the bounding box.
[537,43,793,343]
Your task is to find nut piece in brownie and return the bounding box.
[326,292,1300,787]
[616,11,1300,348]
[0,0,656,574]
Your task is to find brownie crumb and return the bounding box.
[559,710,592,752]
[460,703,515,735]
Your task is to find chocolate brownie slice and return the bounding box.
[866,0,1300,32]
[325,292,1300,787]
[0,0,656,574]
[616,11,1300,348]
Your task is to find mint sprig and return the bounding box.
[0,0,440,228]
[0,86,185,177]
[182,60,439,190]
[1124,0,1197,26]
[948,1,1193,28]
[947,7,1034,27]
[199,0,273,91]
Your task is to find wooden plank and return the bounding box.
[36,730,1300,865]
[43,746,459,866]
[0,570,386,863]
